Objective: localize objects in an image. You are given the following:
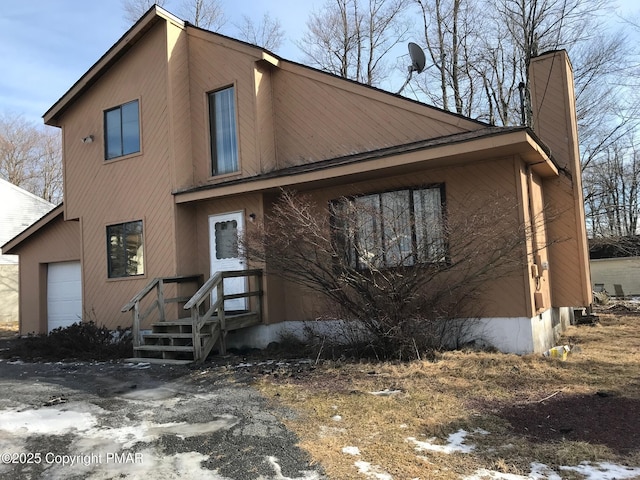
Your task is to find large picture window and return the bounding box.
[104,100,140,160]
[208,86,238,176]
[107,220,144,278]
[333,186,446,269]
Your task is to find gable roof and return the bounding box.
[43,5,487,132]
[44,6,184,125]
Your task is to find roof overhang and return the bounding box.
[2,204,66,254]
[174,127,558,204]
[43,6,184,126]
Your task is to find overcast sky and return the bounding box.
[0,0,637,126]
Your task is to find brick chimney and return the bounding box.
[528,50,592,308]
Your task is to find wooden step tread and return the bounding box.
[151,319,219,327]
[134,345,195,352]
[124,358,192,365]
[143,333,210,339]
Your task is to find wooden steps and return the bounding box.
[123,271,264,364]
[133,313,261,363]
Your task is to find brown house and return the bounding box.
[1,6,591,361]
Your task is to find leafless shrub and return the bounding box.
[245,189,544,359]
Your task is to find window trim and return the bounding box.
[207,85,240,177]
[331,184,447,270]
[104,99,141,161]
[106,219,145,279]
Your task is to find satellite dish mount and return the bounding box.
[397,42,426,94]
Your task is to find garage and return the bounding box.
[47,261,82,333]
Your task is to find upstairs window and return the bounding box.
[332,186,446,269]
[104,100,140,160]
[208,87,238,176]
[107,220,144,278]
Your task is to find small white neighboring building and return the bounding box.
[0,178,54,326]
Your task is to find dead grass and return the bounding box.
[0,322,18,338]
[257,314,640,479]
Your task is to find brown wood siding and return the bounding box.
[10,215,80,334]
[519,165,552,314]
[543,175,591,306]
[58,22,180,330]
[271,68,479,168]
[254,63,277,173]
[185,27,485,188]
[187,30,262,183]
[262,158,530,324]
[529,51,591,307]
[166,24,199,279]
[166,23,193,191]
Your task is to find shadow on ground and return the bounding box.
[495,391,640,454]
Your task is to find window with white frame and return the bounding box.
[104,100,140,160]
[107,220,144,278]
[332,185,446,269]
[208,86,238,176]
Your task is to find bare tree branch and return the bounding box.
[235,13,285,52]
[0,113,62,204]
[121,0,168,24]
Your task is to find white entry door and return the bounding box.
[47,261,82,333]
[209,212,247,311]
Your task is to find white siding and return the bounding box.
[590,257,640,297]
[0,178,54,264]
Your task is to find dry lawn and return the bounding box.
[0,321,18,339]
[257,314,640,479]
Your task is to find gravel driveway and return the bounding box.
[0,358,324,479]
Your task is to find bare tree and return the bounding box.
[33,129,63,204]
[121,0,167,24]
[178,0,225,30]
[414,0,483,116]
[0,113,63,204]
[298,0,411,86]
[245,190,542,358]
[235,13,285,51]
[584,137,640,237]
[121,0,225,30]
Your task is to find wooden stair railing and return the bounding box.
[183,269,263,361]
[121,275,203,349]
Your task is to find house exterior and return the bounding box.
[0,179,54,327]
[590,237,640,297]
[2,6,591,355]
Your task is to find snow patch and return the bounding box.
[125,362,150,369]
[463,461,640,480]
[407,429,478,454]
[0,404,99,435]
[342,446,361,456]
[44,450,233,480]
[369,389,402,396]
[463,463,562,480]
[354,460,393,480]
[560,462,640,480]
[257,455,322,480]
[0,404,238,449]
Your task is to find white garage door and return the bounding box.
[47,261,82,333]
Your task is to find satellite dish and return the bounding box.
[397,42,427,94]
[408,42,426,74]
